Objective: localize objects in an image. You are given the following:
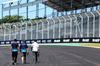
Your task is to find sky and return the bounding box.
[0,0,55,19]
[0,0,100,19]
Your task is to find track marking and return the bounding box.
[0,43,84,46]
[53,49,100,66]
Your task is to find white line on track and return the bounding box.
[53,49,100,66]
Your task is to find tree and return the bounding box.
[0,15,47,24]
[0,15,24,23]
[31,17,46,21]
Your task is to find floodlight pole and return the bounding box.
[66,11,67,15]
[71,0,73,15]
[61,0,64,16]
[75,10,77,14]
[52,0,55,17]
[85,8,87,12]
[81,0,86,13]
[26,0,29,21]
[2,4,3,23]
[9,3,11,23]
[44,2,47,18]
[90,0,93,11]
[17,1,19,22]
[36,0,39,19]
[1,4,6,23]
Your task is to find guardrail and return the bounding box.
[0,38,100,45]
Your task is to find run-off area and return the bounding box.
[0,45,100,66]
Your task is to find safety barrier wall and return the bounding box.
[0,38,100,45]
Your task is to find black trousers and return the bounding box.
[33,52,38,62]
[12,52,18,63]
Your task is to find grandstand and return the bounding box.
[0,0,100,41]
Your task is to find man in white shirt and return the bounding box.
[31,40,39,63]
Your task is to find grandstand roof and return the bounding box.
[44,0,100,12]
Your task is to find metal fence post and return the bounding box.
[73,15,81,37]
[62,16,67,38]
[79,14,83,37]
[30,21,33,40]
[14,24,17,39]
[40,20,44,39]
[3,24,5,41]
[25,22,27,40]
[9,24,11,40]
[73,15,78,37]
[4,24,6,41]
[51,18,55,39]
[68,16,72,38]
[85,13,89,37]
[16,23,18,40]
[57,17,61,38]
[20,24,22,40]
[90,12,95,37]
[35,20,38,39]
[1,25,3,41]
[46,19,50,39]
[96,10,100,37]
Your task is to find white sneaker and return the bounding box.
[12,61,14,65]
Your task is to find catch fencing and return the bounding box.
[0,10,100,43]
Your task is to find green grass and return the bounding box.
[82,43,100,47]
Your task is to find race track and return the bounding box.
[0,45,100,66]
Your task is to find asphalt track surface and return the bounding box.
[0,45,100,66]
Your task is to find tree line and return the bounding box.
[0,15,46,23]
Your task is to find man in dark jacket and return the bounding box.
[20,40,29,64]
[10,39,19,65]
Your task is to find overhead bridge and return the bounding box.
[44,0,100,12]
[3,0,100,12]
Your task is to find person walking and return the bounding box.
[31,40,39,63]
[20,40,29,64]
[10,39,19,65]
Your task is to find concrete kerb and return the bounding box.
[0,43,100,49]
